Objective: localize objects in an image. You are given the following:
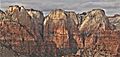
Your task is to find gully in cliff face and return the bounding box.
[26,8,44,41]
[0,9,5,20]
[77,12,87,26]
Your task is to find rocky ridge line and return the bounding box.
[0,5,120,57]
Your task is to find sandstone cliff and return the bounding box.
[0,5,120,57]
[0,5,45,57]
[108,14,120,30]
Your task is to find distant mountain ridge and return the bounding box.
[0,5,120,57]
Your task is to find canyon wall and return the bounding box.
[0,5,120,57]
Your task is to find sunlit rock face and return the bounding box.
[75,9,109,48]
[79,9,113,33]
[74,9,120,57]
[0,5,44,57]
[108,14,120,30]
[44,9,68,48]
[0,5,120,57]
[5,5,31,25]
[4,5,44,40]
[44,9,78,56]
[5,5,20,21]
[5,5,20,15]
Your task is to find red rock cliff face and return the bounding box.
[77,9,120,57]
[0,5,120,57]
[44,9,79,56]
[0,5,45,57]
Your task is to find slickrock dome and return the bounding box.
[79,9,112,34]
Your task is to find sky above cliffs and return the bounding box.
[0,0,120,15]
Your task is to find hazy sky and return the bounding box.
[0,0,120,15]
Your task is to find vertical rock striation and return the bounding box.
[0,5,120,57]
